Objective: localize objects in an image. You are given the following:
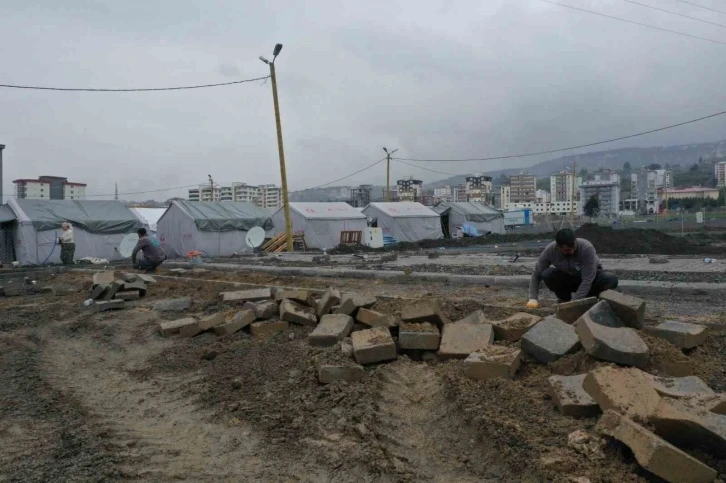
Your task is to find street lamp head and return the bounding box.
[383,147,388,153]
[273,43,283,56]
[259,56,270,64]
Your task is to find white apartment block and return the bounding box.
[505,200,581,215]
[433,186,453,203]
[465,174,493,203]
[188,182,282,209]
[536,189,551,203]
[498,185,511,209]
[716,162,726,187]
[14,176,87,200]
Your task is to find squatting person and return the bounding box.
[131,228,166,273]
[526,228,618,308]
[58,221,75,265]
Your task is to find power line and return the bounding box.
[292,157,388,192]
[625,0,726,28]
[84,184,201,198]
[674,0,726,15]
[394,159,460,177]
[540,0,726,45]
[394,108,726,162]
[0,76,270,92]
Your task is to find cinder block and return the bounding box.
[650,398,726,457]
[103,280,125,301]
[180,311,225,337]
[309,314,354,346]
[520,316,580,363]
[153,297,191,311]
[89,284,109,300]
[280,289,312,305]
[596,410,717,483]
[646,375,714,399]
[121,280,147,297]
[437,322,494,360]
[583,366,661,420]
[492,313,541,342]
[253,301,278,320]
[401,299,448,326]
[352,327,397,365]
[644,321,708,349]
[556,297,598,324]
[399,322,441,350]
[280,299,317,326]
[464,346,521,380]
[548,374,600,418]
[316,287,341,318]
[576,317,649,368]
[250,320,289,337]
[356,308,398,328]
[213,309,256,335]
[318,365,365,384]
[93,299,125,312]
[334,294,377,316]
[159,317,197,337]
[598,290,646,329]
[221,288,271,303]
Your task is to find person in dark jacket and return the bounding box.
[131,228,166,273]
[526,228,618,308]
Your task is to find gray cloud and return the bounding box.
[2,0,726,201]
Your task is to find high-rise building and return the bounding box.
[716,162,726,187]
[465,174,493,203]
[349,184,372,208]
[454,183,468,202]
[396,176,423,202]
[509,172,536,203]
[498,185,511,209]
[13,176,87,200]
[433,186,453,204]
[536,189,551,203]
[628,168,671,214]
[188,182,282,209]
[549,170,582,203]
[579,180,620,216]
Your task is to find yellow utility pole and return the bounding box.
[261,44,293,252]
[383,147,398,202]
[570,159,577,227]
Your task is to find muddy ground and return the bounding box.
[1,268,725,482]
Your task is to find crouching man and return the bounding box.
[131,228,166,273]
[526,228,618,308]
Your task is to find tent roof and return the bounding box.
[0,205,16,223]
[10,199,142,234]
[130,207,168,232]
[171,200,273,232]
[364,202,440,218]
[288,202,366,220]
[432,202,502,221]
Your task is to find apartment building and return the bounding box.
[505,200,580,215]
[716,162,726,188]
[549,170,582,203]
[433,186,453,204]
[498,185,511,209]
[509,172,536,203]
[188,182,282,209]
[579,180,620,216]
[396,177,423,202]
[349,184,372,208]
[465,174,493,203]
[14,176,87,200]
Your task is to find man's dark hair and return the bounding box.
[137,228,147,237]
[555,228,576,247]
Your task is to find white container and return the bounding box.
[362,227,383,248]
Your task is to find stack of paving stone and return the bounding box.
[86,271,156,312]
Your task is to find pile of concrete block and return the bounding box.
[86,271,156,311]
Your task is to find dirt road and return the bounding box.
[0,269,724,482]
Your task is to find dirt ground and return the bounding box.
[1,268,725,482]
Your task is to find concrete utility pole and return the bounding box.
[208,174,214,202]
[0,144,5,204]
[383,147,398,202]
[260,43,293,252]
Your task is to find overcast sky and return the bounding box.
[2,0,726,201]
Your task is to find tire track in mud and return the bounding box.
[41,313,270,482]
[373,361,499,482]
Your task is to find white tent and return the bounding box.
[156,200,273,258]
[432,202,505,237]
[362,202,443,243]
[130,207,168,234]
[7,199,143,266]
[271,202,367,250]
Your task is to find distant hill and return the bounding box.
[290,140,726,200]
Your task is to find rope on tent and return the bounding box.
[41,231,58,265]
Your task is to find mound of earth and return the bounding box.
[574,223,720,255]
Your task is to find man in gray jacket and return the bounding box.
[527,228,618,308]
[131,228,166,273]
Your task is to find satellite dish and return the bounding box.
[246,226,265,249]
[118,233,139,258]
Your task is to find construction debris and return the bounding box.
[180,312,225,337]
[491,312,541,341]
[646,374,714,399]
[645,321,708,349]
[213,310,256,336]
[596,410,717,483]
[159,317,197,337]
[309,314,354,346]
[318,364,365,384]
[250,320,289,337]
[335,293,377,316]
[463,345,521,380]
[521,316,580,363]
[355,308,398,328]
[583,366,661,420]
[280,299,317,326]
[548,374,600,418]
[352,327,397,365]
[93,299,125,312]
[398,322,441,350]
[401,299,447,326]
[438,319,494,360]
[650,398,726,457]
[221,288,271,303]
[316,287,341,318]
[153,297,191,311]
[555,297,598,324]
[598,290,646,329]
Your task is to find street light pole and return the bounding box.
[383,147,397,202]
[261,44,293,252]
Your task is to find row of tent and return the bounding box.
[0,199,505,265]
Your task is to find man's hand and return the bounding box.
[526,299,539,309]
